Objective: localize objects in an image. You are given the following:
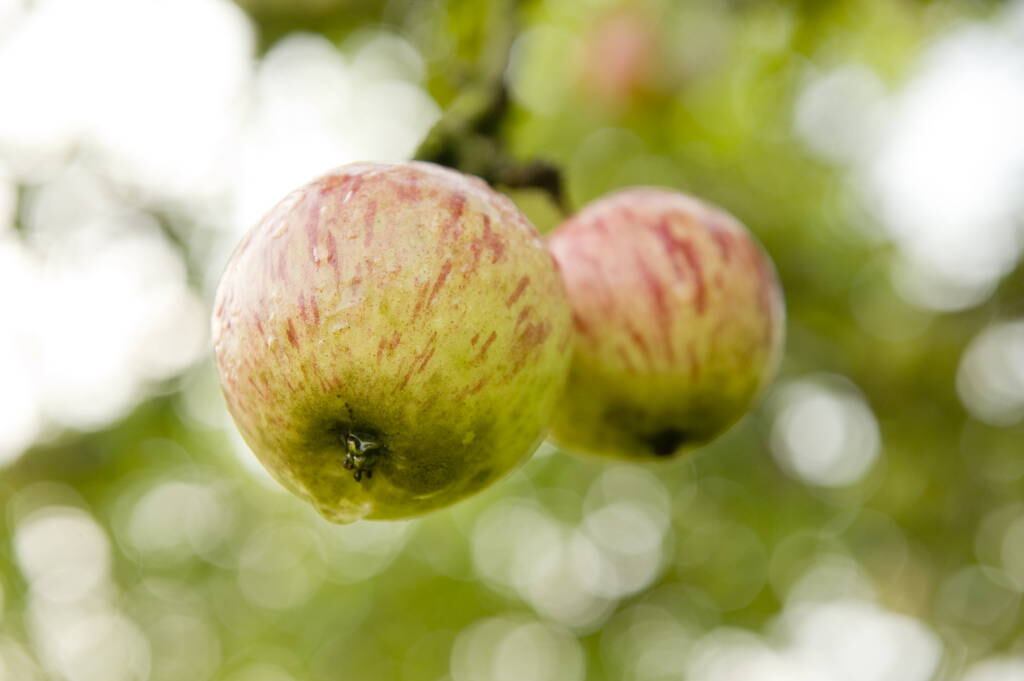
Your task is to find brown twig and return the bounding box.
[413,1,568,215]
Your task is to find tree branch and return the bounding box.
[414,1,568,214]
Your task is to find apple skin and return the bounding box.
[547,188,785,461]
[212,162,572,522]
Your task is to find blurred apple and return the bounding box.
[212,162,572,522]
[578,6,661,111]
[547,188,785,460]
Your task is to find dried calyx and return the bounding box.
[343,430,383,482]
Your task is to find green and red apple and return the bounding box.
[212,162,572,522]
[547,188,785,461]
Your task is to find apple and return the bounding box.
[578,6,659,110]
[212,162,572,522]
[547,188,785,460]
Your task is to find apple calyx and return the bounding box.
[343,430,383,482]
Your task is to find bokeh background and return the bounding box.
[3,0,1024,679]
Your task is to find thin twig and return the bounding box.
[414,0,568,215]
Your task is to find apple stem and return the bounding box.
[343,431,382,482]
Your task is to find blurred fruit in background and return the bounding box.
[548,188,784,461]
[577,5,662,112]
